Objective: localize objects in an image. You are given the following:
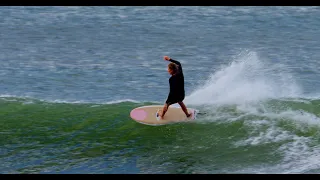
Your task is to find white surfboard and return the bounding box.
[130,105,198,126]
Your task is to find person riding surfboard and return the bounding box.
[159,56,192,119]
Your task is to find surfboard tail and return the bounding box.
[193,109,198,120]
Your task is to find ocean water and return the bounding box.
[1,6,320,174]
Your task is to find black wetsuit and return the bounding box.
[165,59,185,105]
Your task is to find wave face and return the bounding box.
[2,92,320,174]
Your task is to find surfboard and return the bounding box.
[130,105,198,126]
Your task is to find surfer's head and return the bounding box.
[168,63,178,75]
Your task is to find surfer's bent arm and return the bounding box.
[169,59,182,72]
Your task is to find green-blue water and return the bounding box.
[2,97,320,173]
[2,6,320,174]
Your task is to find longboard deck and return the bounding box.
[130,105,198,126]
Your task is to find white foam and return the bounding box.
[45,98,144,105]
[0,94,34,101]
[234,124,294,147]
[0,94,17,98]
[104,99,141,104]
[279,143,320,174]
[229,114,320,173]
[0,95,146,105]
[185,51,302,106]
[234,136,320,174]
[263,109,320,127]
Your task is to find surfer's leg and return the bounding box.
[178,101,192,117]
[161,103,170,119]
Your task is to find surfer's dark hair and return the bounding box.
[168,63,178,73]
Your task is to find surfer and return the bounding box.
[159,56,192,119]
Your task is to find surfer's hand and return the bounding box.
[164,56,170,61]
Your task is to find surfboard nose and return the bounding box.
[130,109,147,121]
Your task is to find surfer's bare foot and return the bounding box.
[187,113,192,118]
